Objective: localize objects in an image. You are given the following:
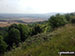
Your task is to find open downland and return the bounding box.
[4,24,75,56]
[0,22,19,27]
[0,18,45,27]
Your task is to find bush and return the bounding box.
[18,24,30,41]
[0,36,8,54]
[9,24,18,30]
[6,28,21,47]
[48,14,68,28]
[31,24,42,35]
[65,14,71,22]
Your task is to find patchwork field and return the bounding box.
[0,18,45,27]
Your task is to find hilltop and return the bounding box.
[0,13,75,56]
[4,24,75,56]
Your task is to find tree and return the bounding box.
[9,24,18,30]
[7,28,21,47]
[31,24,42,35]
[0,36,7,54]
[48,14,68,28]
[18,24,30,42]
[65,14,71,22]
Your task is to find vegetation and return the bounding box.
[17,24,30,41]
[3,24,75,56]
[0,36,7,54]
[48,14,68,29]
[31,24,42,36]
[6,28,21,47]
[0,12,75,56]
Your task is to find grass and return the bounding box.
[3,24,75,56]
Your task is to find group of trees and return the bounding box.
[48,14,68,28]
[0,24,42,54]
[0,12,75,54]
[47,13,75,31]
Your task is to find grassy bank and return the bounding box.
[4,24,75,56]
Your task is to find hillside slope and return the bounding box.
[4,24,75,56]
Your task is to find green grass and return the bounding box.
[3,24,75,56]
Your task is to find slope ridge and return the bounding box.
[4,24,75,56]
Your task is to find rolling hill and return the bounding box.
[3,24,75,56]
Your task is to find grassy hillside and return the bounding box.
[4,24,75,56]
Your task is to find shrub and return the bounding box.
[18,24,30,41]
[0,36,8,54]
[31,24,42,35]
[48,14,68,28]
[6,28,21,47]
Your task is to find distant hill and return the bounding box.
[0,13,64,26]
[0,12,63,20]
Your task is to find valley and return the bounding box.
[0,18,46,27]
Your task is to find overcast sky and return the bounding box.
[0,0,75,14]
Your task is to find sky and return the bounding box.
[0,0,75,14]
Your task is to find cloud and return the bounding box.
[0,0,75,13]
